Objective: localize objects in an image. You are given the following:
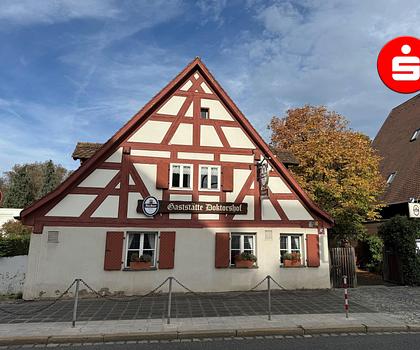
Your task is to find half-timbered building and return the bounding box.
[20,58,333,299]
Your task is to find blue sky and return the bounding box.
[0,0,419,172]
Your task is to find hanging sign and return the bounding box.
[408,203,420,218]
[137,200,247,216]
[257,159,269,197]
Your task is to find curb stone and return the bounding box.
[362,324,409,333]
[300,325,366,334]
[0,324,414,346]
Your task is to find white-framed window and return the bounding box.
[125,232,157,268]
[386,172,396,184]
[411,129,420,142]
[170,164,192,189]
[230,233,256,265]
[199,165,220,190]
[280,234,303,264]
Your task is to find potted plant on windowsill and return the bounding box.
[235,252,257,268]
[283,252,302,267]
[129,253,152,270]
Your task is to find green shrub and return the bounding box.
[0,235,30,257]
[378,215,420,285]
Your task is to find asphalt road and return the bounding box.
[6,333,420,349]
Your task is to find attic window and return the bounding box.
[200,108,209,119]
[410,129,420,141]
[386,172,396,184]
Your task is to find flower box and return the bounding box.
[235,259,255,268]
[283,259,302,267]
[130,261,152,270]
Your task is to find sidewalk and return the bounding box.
[0,312,417,345]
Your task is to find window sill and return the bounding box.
[280,265,305,268]
[123,267,157,272]
[229,266,259,269]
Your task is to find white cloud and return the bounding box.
[218,0,420,138]
[0,0,120,25]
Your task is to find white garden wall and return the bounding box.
[0,255,27,295]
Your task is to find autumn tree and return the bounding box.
[269,105,385,242]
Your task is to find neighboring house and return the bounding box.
[366,94,420,283]
[366,93,420,234]
[19,58,333,299]
[0,208,22,230]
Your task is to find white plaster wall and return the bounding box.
[220,154,254,163]
[157,96,186,115]
[201,99,233,121]
[105,148,122,163]
[91,196,119,218]
[221,127,255,149]
[177,152,214,161]
[200,125,223,147]
[269,177,292,193]
[46,194,97,217]
[23,226,330,299]
[128,121,171,143]
[0,255,27,295]
[131,150,170,158]
[78,169,119,188]
[278,200,313,220]
[169,123,193,145]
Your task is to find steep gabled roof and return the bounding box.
[20,57,333,225]
[373,93,420,205]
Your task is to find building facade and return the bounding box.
[20,58,333,299]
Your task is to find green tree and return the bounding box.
[379,216,420,285]
[41,160,60,197]
[1,161,70,208]
[3,165,35,208]
[269,105,385,242]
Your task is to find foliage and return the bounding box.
[1,220,32,237]
[378,216,420,285]
[283,252,293,260]
[139,254,152,262]
[237,252,257,262]
[0,235,30,257]
[359,233,384,272]
[1,161,70,208]
[2,165,34,209]
[130,253,140,262]
[269,105,385,241]
[41,160,62,197]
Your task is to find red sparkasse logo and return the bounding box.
[377,36,420,94]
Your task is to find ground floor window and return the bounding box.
[280,234,303,264]
[125,232,157,267]
[230,233,256,265]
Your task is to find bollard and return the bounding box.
[167,277,173,325]
[343,275,349,319]
[72,279,80,327]
[267,276,271,321]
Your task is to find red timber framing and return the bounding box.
[20,57,333,232]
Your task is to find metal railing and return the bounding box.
[0,275,344,327]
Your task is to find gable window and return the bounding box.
[200,107,209,119]
[125,232,157,268]
[280,234,303,265]
[170,164,192,189]
[199,165,220,190]
[411,129,420,142]
[386,172,396,184]
[230,233,255,265]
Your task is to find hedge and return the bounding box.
[0,235,30,257]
